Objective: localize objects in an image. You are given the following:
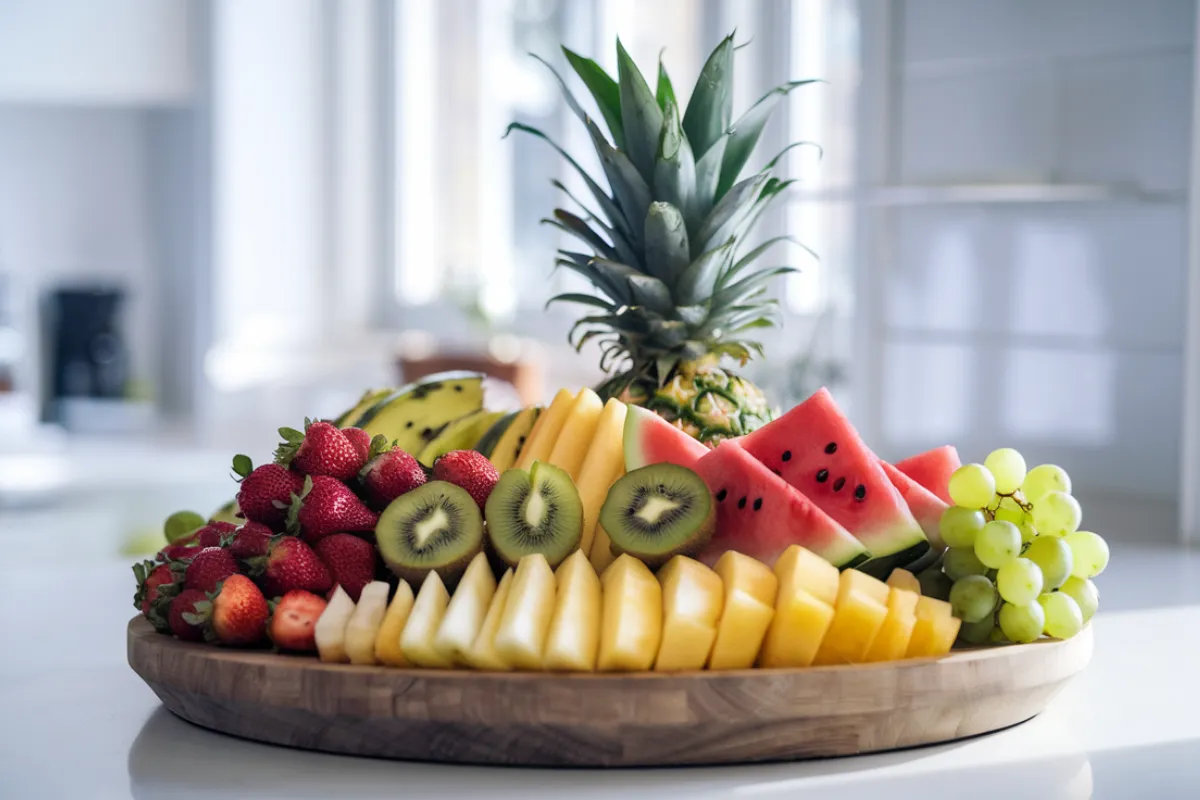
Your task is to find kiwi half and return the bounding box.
[376,480,484,586]
[599,463,714,568]
[484,461,582,568]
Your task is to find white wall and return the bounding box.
[870,0,1194,498]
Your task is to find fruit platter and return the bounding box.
[127,35,1100,767]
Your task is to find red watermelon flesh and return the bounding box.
[693,440,868,570]
[623,404,711,471]
[880,460,947,551]
[895,445,960,505]
[740,388,928,576]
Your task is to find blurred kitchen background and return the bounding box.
[1,0,1198,570]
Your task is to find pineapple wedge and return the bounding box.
[462,568,515,671]
[516,388,576,470]
[887,568,921,595]
[708,551,778,670]
[400,572,453,668]
[494,554,556,670]
[543,550,602,671]
[344,581,391,665]
[759,545,838,668]
[547,388,605,481]
[589,519,618,573]
[906,595,961,658]
[598,554,662,672]
[374,579,415,667]
[813,570,891,665]
[654,556,724,672]
[574,399,629,556]
[314,585,356,663]
[862,585,919,663]
[432,552,497,665]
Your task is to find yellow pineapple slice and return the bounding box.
[589,520,618,573]
[574,399,629,556]
[887,568,921,595]
[374,579,415,667]
[906,595,961,658]
[399,572,453,668]
[547,388,605,481]
[344,581,391,665]
[758,545,838,668]
[432,553,497,665]
[314,585,356,663]
[493,554,556,670]
[543,550,602,671]
[813,569,891,665]
[597,554,662,671]
[461,568,514,670]
[516,388,576,470]
[654,556,724,671]
[708,551,778,669]
[862,585,919,663]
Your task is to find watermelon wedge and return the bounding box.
[880,460,947,552]
[623,405,711,471]
[740,388,929,576]
[693,441,868,570]
[895,445,961,505]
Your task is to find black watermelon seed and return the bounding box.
[825,442,837,454]
[854,484,867,501]
[781,450,792,462]
[833,477,846,492]
[753,498,763,511]
[716,488,728,502]
[816,469,829,483]
[737,496,747,509]
[405,421,414,429]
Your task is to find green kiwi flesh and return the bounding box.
[484,461,583,568]
[376,480,484,586]
[599,463,714,568]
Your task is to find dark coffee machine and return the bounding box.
[47,287,129,403]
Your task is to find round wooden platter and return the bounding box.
[127,616,1092,767]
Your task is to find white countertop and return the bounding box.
[2,545,1199,799]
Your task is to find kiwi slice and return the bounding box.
[484,461,583,568]
[599,463,714,568]
[376,480,484,586]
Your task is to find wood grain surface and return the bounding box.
[127,617,1092,767]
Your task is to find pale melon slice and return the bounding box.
[462,568,515,671]
[597,554,662,672]
[315,585,356,664]
[516,388,576,470]
[547,388,605,481]
[344,581,390,665]
[400,572,453,668]
[494,554,556,670]
[374,580,415,667]
[543,550,602,671]
[432,552,497,665]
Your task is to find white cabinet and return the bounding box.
[0,0,193,105]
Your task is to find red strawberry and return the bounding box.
[432,450,499,509]
[249,536,332,596]
[314,533,378,601]
[232,456,304,531]
[342,427,371,462]
[274,420,365,482]
[226,521,274,561]
[193,520,238,548]
[169,589,210,641]
[288,475,378,543]
[157,543,202,563]
[184,546,239,593]
[133,560,180,633]
[360,446,426,510]
[210,575,269,646]
[268,590,327,652]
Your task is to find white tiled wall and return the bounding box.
[873,0,1194,497]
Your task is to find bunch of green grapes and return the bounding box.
[933,448,1107,645]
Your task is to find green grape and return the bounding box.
[1018,516,1038,544]
[940,506,986,548]
[1039,592,1084,639]
[974,520,1021,568]
[996,557,1044,605]
[991,494,1025,525]
[1023,535,1073,590]
[988,626,1011,644]
[943,547,988,581]
[984,448,1027,494]
[1031,491,1082,537]
[949,575,998,623]
[1022,464,1072,502]
[999,601,1045,643]
[1064,530,1109,578]
[948,463,996,509]
[917,566,953,601]
[164,510,206,544]
[1060,576,1099,622]
[958,615,996,645]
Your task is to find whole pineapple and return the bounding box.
[510,35,816,443]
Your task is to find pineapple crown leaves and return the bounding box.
[509,34,819,388]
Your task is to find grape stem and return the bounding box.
[982,489,1032,521]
